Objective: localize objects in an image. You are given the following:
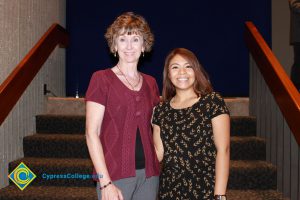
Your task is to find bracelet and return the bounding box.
[99,181,112,190]
[214,195,227,200]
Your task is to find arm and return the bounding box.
[85,101,123,200]
[212,113,230,196]
[289,0,300,13]
[152,124,164,162]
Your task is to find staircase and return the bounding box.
[0,97,288,200]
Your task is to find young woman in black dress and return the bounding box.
[152,48,230,200]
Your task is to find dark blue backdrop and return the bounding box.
[66,1,271,97]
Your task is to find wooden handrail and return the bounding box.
[244,21,300,145]
[0,23,69,125]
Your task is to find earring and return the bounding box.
[114,51,116,57]
[142,52,144,57]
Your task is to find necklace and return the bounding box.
[116,64,141,90]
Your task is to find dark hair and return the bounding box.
[105,12,154,53]
[162,48,213,101]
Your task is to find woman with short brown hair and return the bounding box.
[85,12,160,200]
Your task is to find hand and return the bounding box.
[101,183,124,200]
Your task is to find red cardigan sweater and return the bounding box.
[85,69,160,181]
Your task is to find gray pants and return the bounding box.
[96,169,159,200]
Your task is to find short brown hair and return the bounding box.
[105,12,154,53]
[162,48,213,101]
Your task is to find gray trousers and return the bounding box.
[96,169,159,200]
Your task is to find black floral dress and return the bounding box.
[152,92,229,200]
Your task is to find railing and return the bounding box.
[0,23,69,125]
[244,21,300,145]
[245,21,300,200]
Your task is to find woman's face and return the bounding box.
[115,33,144,64]
[168,54,195,91]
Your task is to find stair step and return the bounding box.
[36,115,85,134]
[8,158,275,189]
[230,136,265,160]
[0,185,97,200]
[0,187,288,200]
[228,160,276,190]
[46,97,86,116]
[36,114,256,136]
[231,116,256,136]
[225,97,249,116]
[46,97,249,116]
[9,158,95,187]
[23,134,265,160]
[23,134,89,158]
[227,190,288,200]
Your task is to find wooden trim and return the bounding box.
[0,23,69,125]
[244,21,300,145]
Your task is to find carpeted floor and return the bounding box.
[0,114,288,199]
